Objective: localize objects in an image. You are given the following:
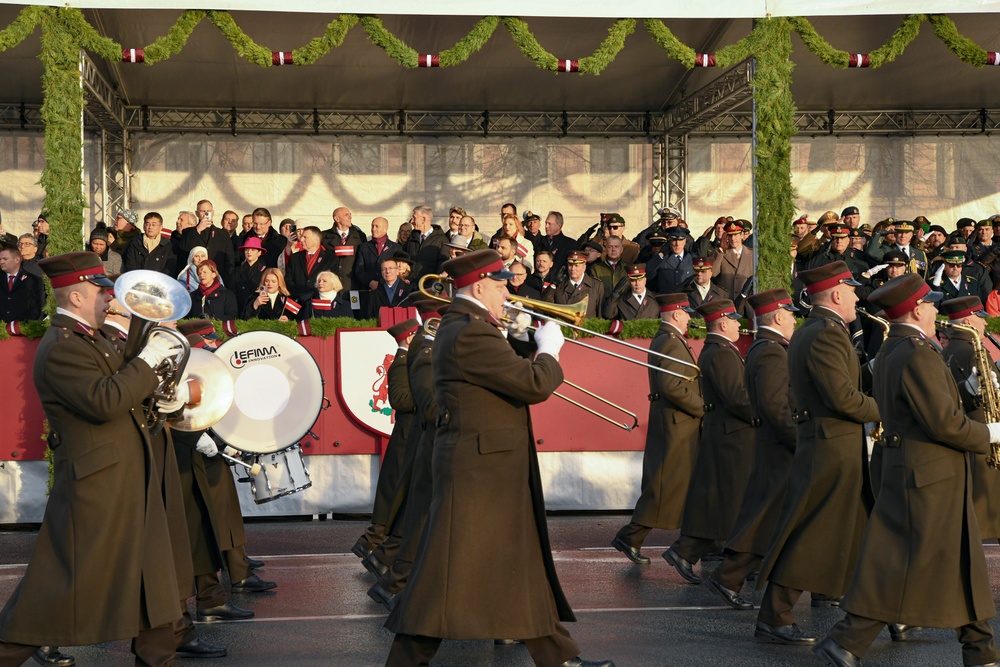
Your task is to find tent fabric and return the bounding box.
[1,1,1000,19]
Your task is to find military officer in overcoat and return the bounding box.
[612,293,702,564]
[663,299,753,583]
[0,252,187,667]
[940,296,1000,543]
[705,289,798,610]
[353,320,419,559]
[546,250,605,320]
[384,249,613,667]
[816,274,1000,667]
[755,261,880,646]
[602,264,658,321]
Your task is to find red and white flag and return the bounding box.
[283,297,302,316]
[311,298,332,312]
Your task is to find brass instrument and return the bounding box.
[114,270,232,435]
[855,308,890,446]
[689,323,757,337]
[418,274,700,381]
[417,275,649,430]
[939,321,1000,467]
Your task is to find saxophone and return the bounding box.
[940,321,1000,468]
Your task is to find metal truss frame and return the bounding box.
[691,108,1000,136]
[80,53,130,222]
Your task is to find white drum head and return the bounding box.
[211,331,324,454]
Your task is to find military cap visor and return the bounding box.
[869,273,942,319]
[695,299,740,322]
[656,293,695,314]
[747,288,797,315]
[941,296,988,320]
[799,261,862,295]
[39,251,115,289]
[940,250,967,265]
[387,318,420,343]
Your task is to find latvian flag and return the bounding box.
[297,320,312,337]
[516,242,529,258]
[311,298,332,313]
[5,322,22,336]
[283,297,302,316]
[223,320,238,337]
[334,245,355,257]
[160,229,173,239]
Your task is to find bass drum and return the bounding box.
[211,330,324,454]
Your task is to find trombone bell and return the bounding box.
[507,295,587,327]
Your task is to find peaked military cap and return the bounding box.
[441,249,513,288]
[656,293,695,314]
[39,251,115,289]
[387,318,419,343]
[747,288,797,316]
[695,299,740,322]
[940,296,988,321]
[798,260,861,295]
[868,273,942,319]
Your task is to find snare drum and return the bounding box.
[249,444,312,504]
[211,331,324,454]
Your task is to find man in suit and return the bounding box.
[603,264,658,321]
[0,252,187,667]
[181,200,236,285]
[537,211,579,276]
[548,251,605,320]
[355,217,401,291]
[321,206,367,292]
[508,262,541,301]
[663,299,753,583]
[612,293,702,564]
[404,205,448,282]
[0,246,44,322]
[704,289,798,610]
[651,227,695,294]
[368,258,412,319]
[816,276,1000,667]
[122,212,176,276]
[756,261,880,646]
[686,257,728,308]
[384,249,612,667]
[711,221,754,303]
[236,207,287,269]
[286,226,340,301]
[932,249,990,302]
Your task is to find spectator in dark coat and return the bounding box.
[243,267,300,321]
[187,260,238,321]
[368,257,412,319]
[354,217,400,291]
[121,212,176,276]
[536,211,578,276]
[231,236,269,312]
[16,234,43,277]
[321,206,367,292]
[0,246,44,321]
[181,200,236,286]
[403,205,448,281]
[303,270,355,319]
[235,207,287,269]
[287,226,340,301]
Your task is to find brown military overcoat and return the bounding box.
[630,322,704,530]
[0,314,180,645]
[386,297,571,639]
[726,328,797,556]
[679,333,753,540]
[372,347,415,529]
[758,307,880,597]
[942,329,1000,539]
[843,327,994,627]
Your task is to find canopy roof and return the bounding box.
[1,8,999,114]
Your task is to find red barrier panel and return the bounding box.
[0,329,760,461]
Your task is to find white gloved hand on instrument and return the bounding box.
[988,423,1000,444]
[965,366,1000,397]
[534,320,565,360]
[505,303,532,342]
[196,432,219,457]
[137,331,183,371]
[154,379,190,414]
[223,445,240,458]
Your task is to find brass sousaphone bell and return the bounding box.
[114,270,235,433]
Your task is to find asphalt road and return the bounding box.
[0,514,994,666]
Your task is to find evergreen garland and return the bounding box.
[579,19,636,75]
[643,19,696,68]
[439,16,499,67]
[206,10,273,67]
[501,17,559,71]
[0,5,41,51]
[293,14,358,66]
[928,14,989,66]
[143,10,207,64]
[359,16,419,68]
[788,15,925,68]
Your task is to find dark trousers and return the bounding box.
[379,559,413,596]
[173,603,198,647]
[374,534,402,569]
[670,535,717,564]
[829,612,1000,666]
[758,582,802,626]
[355,523,388,554]
[386,624,580,667]
[0,624,175,667]
[711,550,761,592]
[195,572,227,609]
[614,522,652,549]
[224,546,250,583]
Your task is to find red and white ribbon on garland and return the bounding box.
[418,54,440,67]
[272,51,293,66]
[695,53,716,67]
[848,53,871,68]
[122,48,144,63]
[557,59,579,72]
[988,52,1000,66]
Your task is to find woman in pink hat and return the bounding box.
[233,236,268,311]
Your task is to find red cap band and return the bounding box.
[393,323,419,343]
[659,301,688,313]
[883,283,931,319]
[703,306,737,323]
[805,271,852,295]
[452,260,504,289]
[50,269,108,289]
[752,297,793,316]
[948,305,980,321]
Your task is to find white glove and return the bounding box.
[932,263,945,287]
[223,445,240,458]
[504,303,531,342]
[155,379,190,414]
[137,331,183,371]
[534,321,565,359]
[966,366,982,396]
[988,423,1000,444]
[196,432,219,457]
[864,264,888,278]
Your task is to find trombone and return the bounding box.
[689,323,757,336]
[420,313,639,431]
[418,274,700,382]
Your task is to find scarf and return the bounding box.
[373,234,388,256]
[199,278,222,299]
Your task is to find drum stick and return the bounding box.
[220,451,262,476]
